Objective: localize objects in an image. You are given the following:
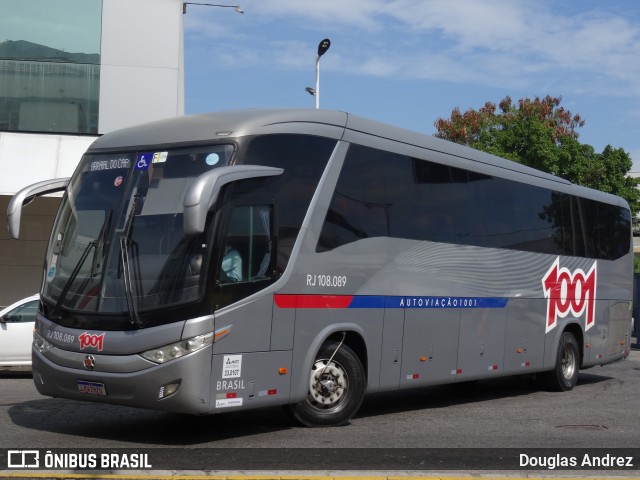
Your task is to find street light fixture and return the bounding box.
[305,38,331,109]
[183,2,244,14]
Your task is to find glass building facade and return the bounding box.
[0,0,102,134]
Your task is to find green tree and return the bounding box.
[434,95,640,214]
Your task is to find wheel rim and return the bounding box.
[307,358,348,409]
[561,343,576,380]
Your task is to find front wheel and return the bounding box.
[543,331,580,391]
[290,341,366,427]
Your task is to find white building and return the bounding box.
[0,0,185,305]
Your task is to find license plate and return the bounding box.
[77,380,107,396]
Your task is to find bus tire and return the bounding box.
[290,341,365,427]
[543,331,580,391]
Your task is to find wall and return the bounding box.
[98,0,185,133]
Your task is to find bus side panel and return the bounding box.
[212,294,273,354]
[400,309,460,387]
[580,299,630,365]
[456,307,506,380]
[378,307,404,391]
[583,303,608,365]
[271,297,295,351]
[209,350,292,412]
[503,298,546,375]
[607,300,632,357]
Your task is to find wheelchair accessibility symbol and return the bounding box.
[135,153,152,170]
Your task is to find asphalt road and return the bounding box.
[1,348,639,471]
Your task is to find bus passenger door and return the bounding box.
[400,309,460,387]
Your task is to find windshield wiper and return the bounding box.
[120,195,143,328]
[91,210,113,276]
[51,242,95,320]
[51,212,112,320]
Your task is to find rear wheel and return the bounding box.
[543,331,580,391]
[290,341,365,427]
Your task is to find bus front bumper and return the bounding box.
[31,346,213,414]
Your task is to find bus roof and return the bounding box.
[87,108,628,209]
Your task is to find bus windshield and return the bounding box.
[43,145,234,317]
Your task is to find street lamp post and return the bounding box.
[306,38,330,109]
[182,2,244,14]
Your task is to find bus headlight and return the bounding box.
[33,330,53,354]
[140,332,214,364]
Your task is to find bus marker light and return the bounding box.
[516,348,524,354]
[158,382,180,399]
[406,374,419,380]
[258,389,278,396]
[214,328,231,342]
[278,368,288,375]
[226,393,237,399]
[419,356,427,362]
[521,362,530,367]
[451,369,462,375]
[488,365,499,371]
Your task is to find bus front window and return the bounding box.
[43,145,234,319]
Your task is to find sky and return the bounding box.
[183,0,640,171]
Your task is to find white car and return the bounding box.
[0,294,39,371]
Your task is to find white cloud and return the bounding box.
[382,1,640,96]
[248,0,388,30]
[184,11,247,40]
[185,0,640,98]
[383,0,531,50]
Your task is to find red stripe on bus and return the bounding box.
[273,294,297,308]
[274,294,353,309]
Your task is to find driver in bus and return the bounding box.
[220,245,242,282]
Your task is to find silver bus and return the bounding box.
[8,109,633,426]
